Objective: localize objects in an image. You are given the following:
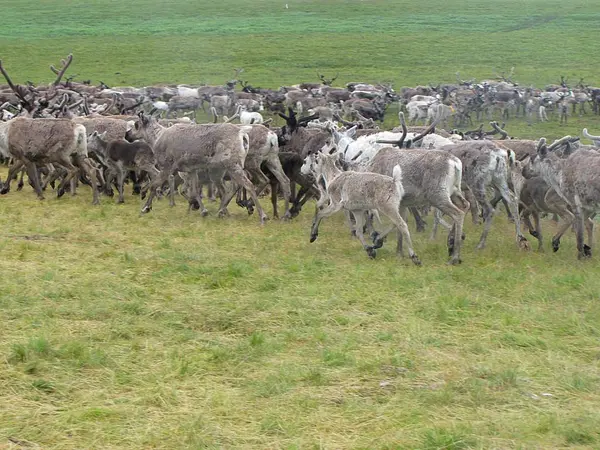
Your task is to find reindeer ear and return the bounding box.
[563,142,574,157]
[90,131,98,137]
[346,125,357,139]
[538,144,548,158]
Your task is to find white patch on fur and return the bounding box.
[74,124,89,157]
[0,122,9,158]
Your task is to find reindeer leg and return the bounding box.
[410,206,426,232]
[16,168,25,191]
[270,181,280,219]
[310,201,343,243]
[141,169,170,213]
[0,160,24,195]
[228,167,267,224]
[25,162,44,200]
[75,156,100,205]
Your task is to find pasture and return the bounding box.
[2,177,600,449]
[2,0,600,448]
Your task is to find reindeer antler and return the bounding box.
[50,54,73,86]
[0,59,36,111]
[490,121,509,139]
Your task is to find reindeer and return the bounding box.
[125,113,269,223]
[86,131,159,204]
[0,118,99,204]
[303,149,421,264]
[532,137,600,259]
[440,140,529,251]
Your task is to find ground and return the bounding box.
[1,173,600,449]
[2,1,600,448]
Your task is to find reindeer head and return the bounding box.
[125,112,154,142]
[87,131,109,165]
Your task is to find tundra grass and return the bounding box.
[1,171,600,449]
[1,0,600,88]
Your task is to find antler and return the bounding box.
[0,59,36,111]
[408,116,440,147]
[297,112,320,125]
[68,97,83,110]
[82,95,90,115]
[52,93,69,111]
[507,67,515,83]
[490,121,509,139]
[120,96,146,114]
[50,54,73,86]
[224,105,241,123]
[99,94,117,116]
[375,112,408,147]
[548,135,572,151]
[232,68,244,80]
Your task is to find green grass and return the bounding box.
[1,171,600,449]
[2,0,600,88]
[3,1,600,447]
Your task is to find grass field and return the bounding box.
[2,0,600,88]
[2,1,600,448]
[1,172,600,449]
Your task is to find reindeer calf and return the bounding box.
[87,131,159,203]
[306,151,421,265]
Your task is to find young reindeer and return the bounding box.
[87,131,159,204]
[304,147,422,265]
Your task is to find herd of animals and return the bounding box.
[1,55,600,265]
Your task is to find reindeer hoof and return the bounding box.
[201,209,209,217]
[17,183,24,191]
[448,257,462,265]
[552,239,560,252]
[117,199,125,204]
[373,237,385,249]
[519,236,530,251]
[366,246,377,259]
[141,205,152,214]
[57,188,65,198]
[411,255,422,266]
[0,187,9,195]
[583,244,592,258]
[529,230,539,238]
[310,233,318,243]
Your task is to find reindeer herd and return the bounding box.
[1,55,600,265]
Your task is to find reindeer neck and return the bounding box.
[144,121,166,145]
[318,158,342,181]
